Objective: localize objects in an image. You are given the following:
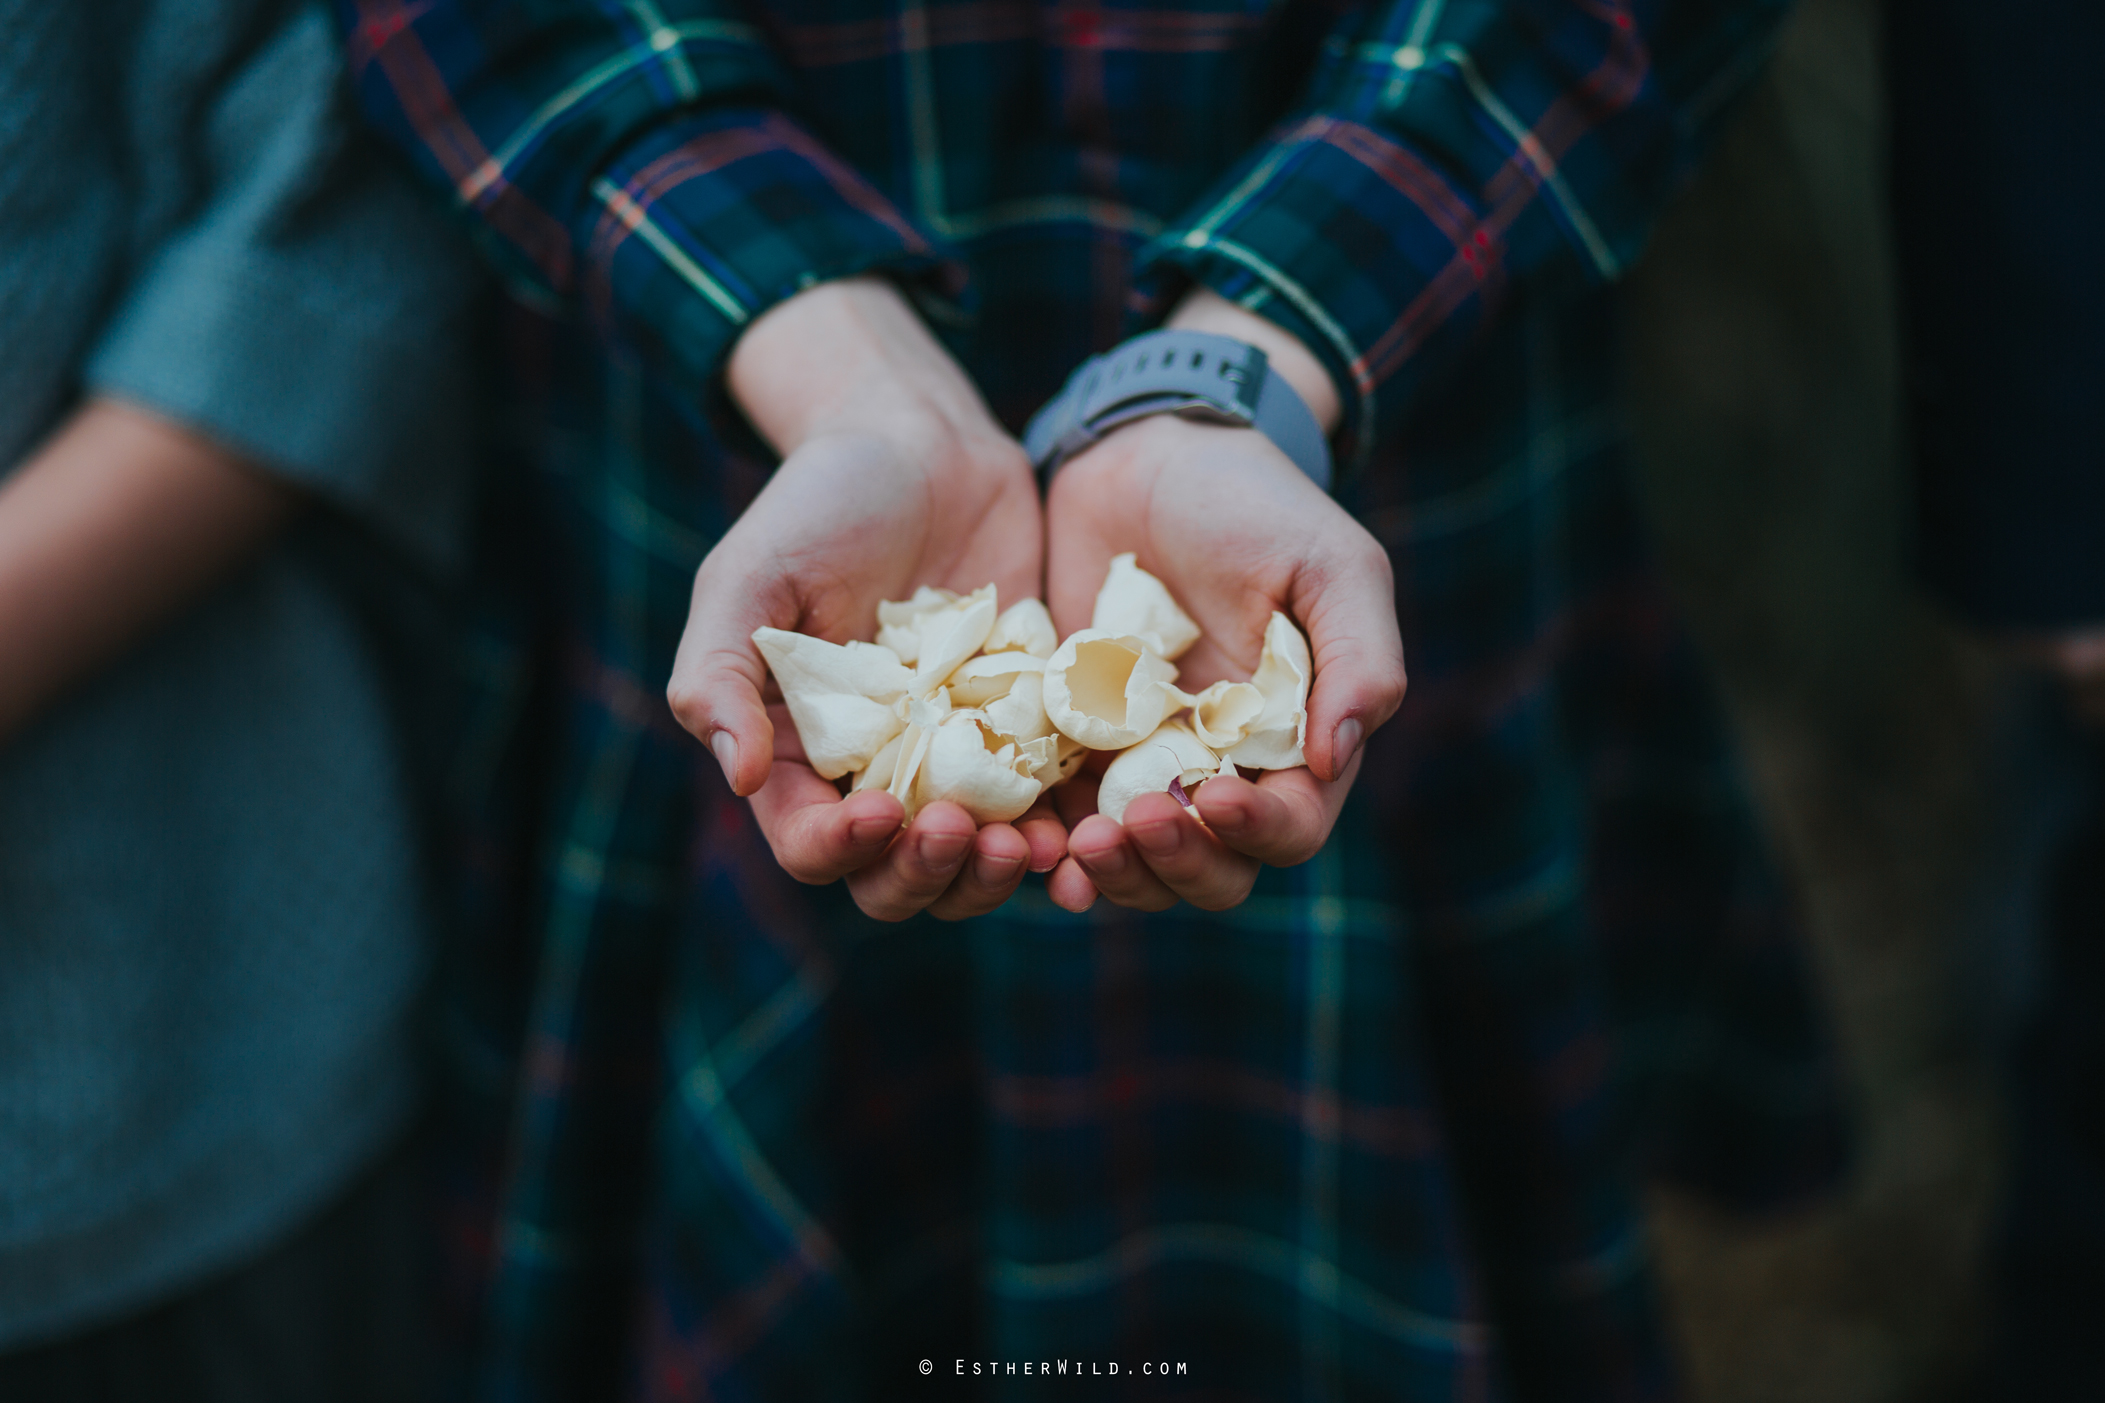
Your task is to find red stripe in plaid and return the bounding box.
[989,1060,1442,1158]
[343,2,1842,1395]
[777,2,1257,68]
[643,1253,817,1400]
[767,116,934,254]
[1357,13,1650,389]
[778,1,1036,66]
[351,0,576,287]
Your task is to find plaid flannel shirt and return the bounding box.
[341,0,1844,1398]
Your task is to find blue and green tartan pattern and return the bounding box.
[343,0,1788,450]
[341,1,1844,1399]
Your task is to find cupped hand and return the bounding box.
[666,278,1065,920]
[1040,411,1407,913]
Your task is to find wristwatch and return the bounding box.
[1022,329,1333,491]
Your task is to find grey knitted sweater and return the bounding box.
[0,0,481,1346]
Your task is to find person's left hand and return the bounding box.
[1040,412,1408,913]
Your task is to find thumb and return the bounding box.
[1295,539,1408,784]
[667,556,783,798]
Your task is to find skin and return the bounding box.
[1040,292,1406,912]
[0,399,295,743]
[667,277,1064,921]
[670,276,1408,919]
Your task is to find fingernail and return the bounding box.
[974,850,1024,884]
[918,831,971,868]
[1077,842,1128,879]
[850,812,898,845]
[709,731,740,790]
[1130,820,1180,858]
[1332,717,1363,774]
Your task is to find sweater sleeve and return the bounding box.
[336,0,957,396]
[1137,0,1789,472]
[84,2,486,573]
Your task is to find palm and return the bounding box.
[1033,412,1405,916]
[670,273,1065,924]
[1045,419,1324,689]
[672,422,1062,919]
[720,431,1042,649]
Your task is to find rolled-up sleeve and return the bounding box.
[85,3,485,573]
[1139,0,1789,471]
[337,0,958,397]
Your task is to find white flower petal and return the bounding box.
[888,721,937,818]
[906,689,953,729]
[945,650,1046,707]
[1091,553,1200,661]
[980,670,1053,743]
[984,598,1058,658]
[1176,679,1265,751]
[851,731,906,794]
[1016,734,1060,780]
[1224,611,1312,770]
[752,627,913,779]
[1050,735,1089,785]
[914,711,1043,824]
[875,585,958,662]
[913,585,999,694]
[1097,722,1222,824]
[1041,630,1181,750]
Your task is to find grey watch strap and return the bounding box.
[1023,329,1333,491]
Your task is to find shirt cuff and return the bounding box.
[1138,115,1510,477]
[576,108,965,397]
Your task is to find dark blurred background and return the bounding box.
[1624,0,2047,1395]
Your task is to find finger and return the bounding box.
[1050,768,1105,829]
[750,773,905,885]
[1015,796,1071,874]
[1192,762,1352,869]
[1043,459,1145,639]
[666,554,789,798]
[762,701,808,764]
[927,823,1033,921]
[1045,770,1107,909]
[1041,502,1110,641]
[1046,857,1100,913]
[1119,791,1261,911]
[1295,538,1409,783]
[1067,814,1181,912]
[845,801,980,922]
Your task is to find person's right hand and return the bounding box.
[667,277,1065,921]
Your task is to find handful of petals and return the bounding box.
[752,555,1311,827]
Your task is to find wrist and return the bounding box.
[1074,410,1317,482]
[727,276,1010,469]
[1166,286,1341,437]
[1024,325,1332,490]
